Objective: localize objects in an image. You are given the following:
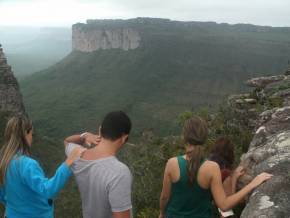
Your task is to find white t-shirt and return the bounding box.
[66,143,132,218]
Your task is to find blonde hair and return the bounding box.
[183,116,208,184]
[0,115,32,185]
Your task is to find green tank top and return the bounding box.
[165,156,212,218]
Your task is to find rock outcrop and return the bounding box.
[0,44,24,114]
[285,62,290,75]
[72,20,141,52]
[233,74,290,217]
[245,75,286,88]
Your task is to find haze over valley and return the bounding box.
[0,26,71,76]
[1,0,290,217]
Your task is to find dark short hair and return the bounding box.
[100,111,132,141]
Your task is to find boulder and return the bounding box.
[232,71,290,217]
[238,106,290,217]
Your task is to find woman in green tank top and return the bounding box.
[159,117,273,218]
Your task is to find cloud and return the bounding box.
[0,0,289,26]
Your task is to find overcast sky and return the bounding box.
[0,0,290,27]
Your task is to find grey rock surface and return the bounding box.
[236,73,290,218]
[245,75,286,88]
[0,44,24,114]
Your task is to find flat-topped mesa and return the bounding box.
[72,19,141,52]
[0,44,25,114]
[86,17,171,25]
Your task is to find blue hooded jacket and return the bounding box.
[0,155,72,218]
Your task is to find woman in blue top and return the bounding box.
[0,115,85,218]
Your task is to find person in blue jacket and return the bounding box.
[0,115,86,218]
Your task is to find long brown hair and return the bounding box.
[183,116,208,184]
[209,137,235,170]
[0,115,33,185]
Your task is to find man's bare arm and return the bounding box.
[64,134,84,147]
[64,133,100,147]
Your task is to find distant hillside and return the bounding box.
[20,18,290,139]
[0,27,71,77]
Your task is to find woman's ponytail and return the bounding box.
[183,116,208,184]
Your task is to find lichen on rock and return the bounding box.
[232,73,290,217]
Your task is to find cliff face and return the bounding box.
[0,44,24,114]
[232,73,290,217]
[72,20,141,52]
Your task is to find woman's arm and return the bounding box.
[209,162,272,211]
[21,147,85,199]
[159,159,173,218]
[21,159,71,199]
[223,166,245,196]
[230,166,244,194]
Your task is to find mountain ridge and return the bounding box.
[20,18,290,139]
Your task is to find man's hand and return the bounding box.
[82,133,101,147]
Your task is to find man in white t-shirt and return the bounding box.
[64,111,132,218]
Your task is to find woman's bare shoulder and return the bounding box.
[167,156,178,166]
[198,160,221,184]
[201,160,220,171]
